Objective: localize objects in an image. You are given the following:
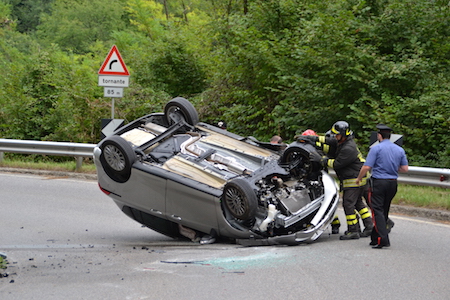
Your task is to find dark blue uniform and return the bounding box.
[365,138,408,247]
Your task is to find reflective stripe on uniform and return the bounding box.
[357,150,366,163]
[358,207,371,220]
[346,214,358,225]
[327,158,334,169]
[342,173,369,188]
[331,215,340,225]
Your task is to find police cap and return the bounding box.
[376,124,393,132]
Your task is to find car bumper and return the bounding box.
[236,172,339,246]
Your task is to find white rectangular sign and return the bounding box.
[103,87,124,98]
[98,75,129,87]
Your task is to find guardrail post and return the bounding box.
[0,152,3,163]
[76,157,83,172]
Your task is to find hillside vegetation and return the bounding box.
[1,0,449,167]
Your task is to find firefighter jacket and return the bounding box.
[316,135,368,189]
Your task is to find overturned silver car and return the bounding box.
[94,97,339,246]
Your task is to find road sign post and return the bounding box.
[111,98,114,119]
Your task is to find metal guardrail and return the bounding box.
[0,138,96,171]
[327,166,450,189]
[398,166,450,188]
[0,138,449,187]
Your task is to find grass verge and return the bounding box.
[394,185,450,211]
[0,159,96,174]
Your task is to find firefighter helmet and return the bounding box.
[302,129,318,136]
[330,121,352,137]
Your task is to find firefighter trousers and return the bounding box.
[342,184,372,232]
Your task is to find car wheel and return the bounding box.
[164,97,199,126]
[100,135,136,183]
[280,144,311,176]
[222,179,257,220]
[281,146,308,165]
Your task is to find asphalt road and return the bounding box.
[1,172,449,300]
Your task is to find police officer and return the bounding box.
[356,124,408,249]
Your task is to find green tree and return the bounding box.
[36,0,128,54]
[123,0,208,98]
[202,0,367,139]
[1,0,450,168]
[5,0,54,33]
[347,0,450,166]
[199,0,450,169]
[0,1,12,26]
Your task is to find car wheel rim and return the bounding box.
[225,187,246,217]
[167,107,184,124]
[287,151,300,163]
[287,151,306,168]
[104,144,126,171]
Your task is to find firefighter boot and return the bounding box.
[387,218,395,233]
[360,225,373,237]
[340,224,360,240]
[331,215,340,234]
[346,220,361,235]
[360,220,374,238]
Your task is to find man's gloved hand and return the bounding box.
[320,156,329,167]
[296,135,318,144]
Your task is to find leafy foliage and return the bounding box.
[36,0,128,54]
[5,0,53,33]
[0,0,449,167]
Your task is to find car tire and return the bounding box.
[222,179,257,220]
[164,97,199,126]
[280,143,311,176]
[100,135,136,183]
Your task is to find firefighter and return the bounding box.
[298,122,373,239]
[300,129,341,234]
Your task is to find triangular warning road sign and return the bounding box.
[98,45,130,76]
